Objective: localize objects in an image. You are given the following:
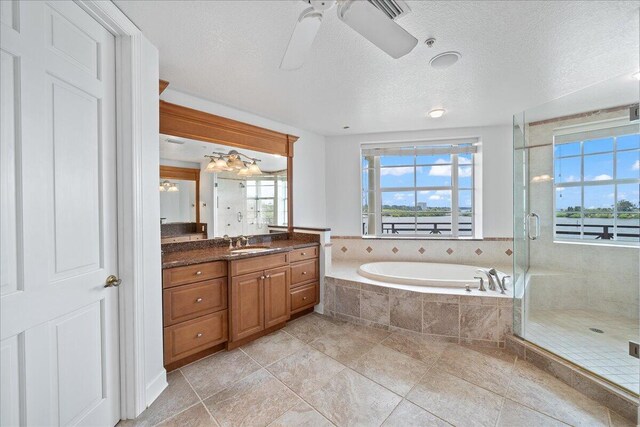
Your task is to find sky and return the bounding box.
[554,135,639,210]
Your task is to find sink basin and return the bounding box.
[229,247,272,254]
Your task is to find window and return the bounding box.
[361,141,478,238]
[246,174,287,227]
[553,119,639,245]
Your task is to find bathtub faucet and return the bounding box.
[488,268,507,294]
[475,269,498,291]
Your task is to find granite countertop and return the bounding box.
[162,239,319,268]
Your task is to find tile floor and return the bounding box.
[528,309,639,394]
[120,313,634,427]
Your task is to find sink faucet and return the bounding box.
[475,268,498,291]
[223,235,232,249]
[236,235,248,248]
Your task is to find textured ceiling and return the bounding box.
[116,1,639,135]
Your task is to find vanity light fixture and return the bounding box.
[159,180,179,192]
[427,108,446,118]
[204,150,263,176]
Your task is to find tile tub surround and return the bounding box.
[120,314,632,427]
[325,261,513,347]
[331,236,514,267]
[506,335,640,425]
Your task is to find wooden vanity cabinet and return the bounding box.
[162,261,228,368]
[229,254,291,346]
[163,244,320,364]
[289,248,319,314]
[230,271,265,341]
[264,266,291,328]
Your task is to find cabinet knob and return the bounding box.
[301,252,306,256]
[260,276,266,280]
[195,297,203,303]
[196,333,203,338]
[302,296,307,300]
[266,274,271,279]
[195,271,202,276]
[302,271,307,275]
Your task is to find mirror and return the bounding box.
[160,134,289,240]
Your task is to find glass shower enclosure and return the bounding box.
[513,73,640,395]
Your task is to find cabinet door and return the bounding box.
[231,272,264,341]
[264,266,290,328]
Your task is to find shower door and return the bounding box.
[513,75,640,395]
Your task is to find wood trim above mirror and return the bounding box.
[159,95,298,232]
[160,100,299,157]
[160,165,201,225]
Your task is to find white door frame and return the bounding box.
[75,0,162,420]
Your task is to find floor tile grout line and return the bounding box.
[502,357,592,427]
[493,354,519,427]
[149,401,203,427]
[188,351,264,403]
[401,362,457,426]
[176,367,223,426]
[240,346,338,426]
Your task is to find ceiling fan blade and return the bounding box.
[337,0,417,59]
[280,7,323,70]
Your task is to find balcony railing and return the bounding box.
[362,221,640,240]
[555,223,640,240]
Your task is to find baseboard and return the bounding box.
[314,302,324,315]
[146,369,168,407]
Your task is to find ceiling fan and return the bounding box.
[280,0,418,70]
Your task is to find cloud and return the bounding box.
[429,195,442,201]
[427,159,472,178]
[381,167,414,176]
[393,193,410,201]
[633,160,640,171]
[593,174,612,181]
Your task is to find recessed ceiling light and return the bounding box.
[427,109,446,118]
[429,51,461,69]
[633,71,640,80]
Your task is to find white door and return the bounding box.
[1,1,119,426]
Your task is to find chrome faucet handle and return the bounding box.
[474,276,486,292]
[501,276,511,294]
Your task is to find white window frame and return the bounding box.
[552,117,640,247]
[360,139,479,239]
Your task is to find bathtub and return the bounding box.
[357,261,503,288]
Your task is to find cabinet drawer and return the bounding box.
[230,252,288,277]
[163,311,228,364]
[163,278,227,326]
[290,282,318,314]
[290,259,318,286]
[289,246,318,263]
[163,261,227,288]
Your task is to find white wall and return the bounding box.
[160,89,328,228]
[325,125,513,237]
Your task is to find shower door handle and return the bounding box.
[527,213,540,240]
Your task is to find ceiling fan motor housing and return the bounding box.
[308,0,336,11]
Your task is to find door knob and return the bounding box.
[105,275,122,288]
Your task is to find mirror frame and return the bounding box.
[159,96,298,233]
[159,165,201,226]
